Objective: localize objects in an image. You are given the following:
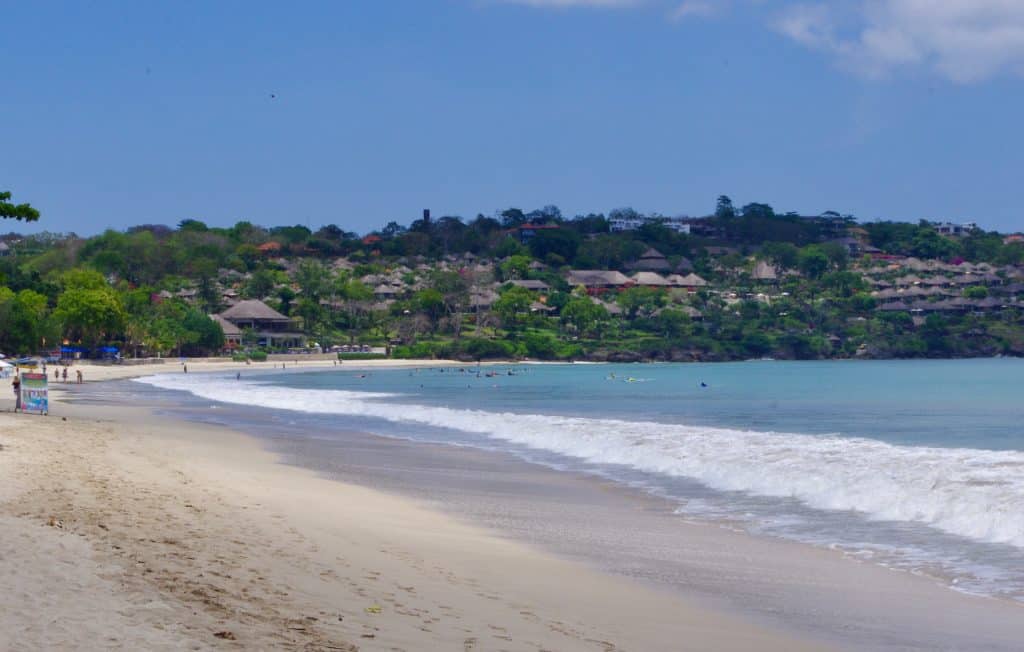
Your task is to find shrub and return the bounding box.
[521,332,560,359]
[461,338,515,360]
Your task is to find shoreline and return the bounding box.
[137,372,1024,651]
[5,360,1024,650]
[0,366,831,651]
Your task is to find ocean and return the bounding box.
[134,358,1024,604]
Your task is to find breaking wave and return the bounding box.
[136,372,1024,550]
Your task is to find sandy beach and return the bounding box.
[0,362,829,651]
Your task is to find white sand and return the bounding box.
[0,368,828,651]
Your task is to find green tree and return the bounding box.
[561,297,607,337]
[741,331,774,357]
[527,229,581,265]
[616,286,666,319]
[761,242,800,270]
[235,243,260,270]
[911,229,959,259]
[180,308,226,355]
[715,195,736,220]
[498,255,531,281]
[0,191,40,222]
[0,288,51,352]
[245,269,277,299]
[656,308,690,338]
[54,282,127,348]
[963,286,988,299]
[294,259,330,302]
[822,271,866,298]
[493,286,532,330]
[414,288,446,331]
[276,286,296,316]
[338,279,374,334]
[797,247,830,279]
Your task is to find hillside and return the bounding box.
[2,198,1023,362]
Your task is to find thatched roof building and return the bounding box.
[220,300,290,325]
[632,272,670,287]
[628,247,671,272]
[566,270,633,289]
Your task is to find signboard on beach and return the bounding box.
[20,372,48,415]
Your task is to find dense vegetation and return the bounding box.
[1,189,1022,361]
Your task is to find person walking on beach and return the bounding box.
[76,369,82,384]
[183,364,188,374]
[62,368,67,383]
[54,368,59,382]
[12,374,21,411]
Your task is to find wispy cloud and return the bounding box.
[773,1,1024,82]
[670,0,721,22]
[495,0,1024,82]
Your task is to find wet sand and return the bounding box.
[221,405,1024,651]
[1,376,828,651]
[79,373,1024,650]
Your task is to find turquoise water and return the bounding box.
[138,358,1024,601]
[275,358,1024,450]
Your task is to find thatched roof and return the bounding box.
[628,247,671,272]
[593,298,623,315]
[470,290,499,308]
[632,272,670,286]
[509,279,550,291]
[751,261,778,281]
[566,270,633,287]
[673,257,694,273]
[210,314,242,336]
[877,301,912,311]
[673,273,708,288]
[220,300,289,323]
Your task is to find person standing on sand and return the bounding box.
[54,368,59,382]
[183,364,188,373]
[12,374,21,411]
[76,369,82,384]
[62,368,67,383]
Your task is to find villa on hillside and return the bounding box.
[934,222,978,237]
[218,299,305,348]
[751,260,779,282]
[609,215,691,234]
[512,223,560,244]
[628,247,672,273]
[210,314,243,349]
[509,279,550,292]
[631,271,671,287]
[566,270,633,291]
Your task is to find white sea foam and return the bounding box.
[136,373,1024,549]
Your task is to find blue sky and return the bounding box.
[2,0,1023,235]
